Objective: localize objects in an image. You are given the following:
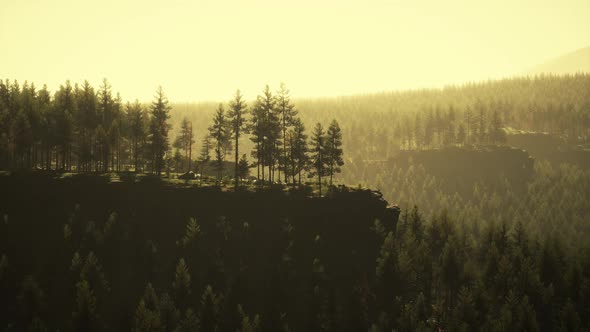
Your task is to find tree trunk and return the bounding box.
[119,139,121,171]
[134,139,138,173]
[256,142,260,182]
[188,126,192,173]
[318,152,322,197]
[291,154,296,187]
[234,133,239,190]
[283,127,288,184]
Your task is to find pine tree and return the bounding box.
[325,119,344,186]
[441,238,462,309]
[174,117,195,173]
[126,100,147,172]
[173,258,191,311]
[53,81,77,171]
[159,292,180,332]
[308,123,327,196]
[109,118,121,172]
[248,95,265,182]
[17,276,45,329]
[177,308,199,332]
[72,280,99,332]
[76,81,97,171]
[95,125,108,172]
[37,84,52,170]
[110,93,124,171]
[97,79,114,172]
[6,81,20,168]
[80,252,110,294]
[288,118,308,185]
[149,86,171,175]
[237,304,262,332]
[251,85,279,183]
[198,134,211,185]
[209,104,231,183]
[276,83,297,183]
[133,283,161,332]
[228,90,248,190]
[179,217,201,248]
[0,80,10,167]
[376,232,398,302]
[14,110,33,169]
[237,154,250,184]
[200,285,223,332]
[20,82,42,169]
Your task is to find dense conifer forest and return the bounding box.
[1,74,589,331]
[1,174,589,331]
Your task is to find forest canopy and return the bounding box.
[1,73,590,331]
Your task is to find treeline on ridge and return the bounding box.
[0,80,345,193]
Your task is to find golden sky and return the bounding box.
[1,0,589,101]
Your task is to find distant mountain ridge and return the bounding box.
[527,46,590,75]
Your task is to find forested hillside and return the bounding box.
[2,74,589,249]
[1,174,589,331]
[168,75,590,244]
[1,74,590,331]
[168,74,590,175]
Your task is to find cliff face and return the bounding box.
[0,173,399,244]
[390,146,534,182]
[0,173,399,330]
[506,132,590,169]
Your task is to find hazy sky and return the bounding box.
[1,0,589,101]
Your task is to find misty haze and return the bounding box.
[1,0,590,331]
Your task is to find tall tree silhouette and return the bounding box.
[326,119,344,186]
[174,117,195,173]
[149,86,171,176]
[126,100,147,172]
[173,258,191,313]
[237,154,250,184]
[228,90,248,190]
[72,280,99,332]
[288,118,309,185]
[252,85,279,183]
[248,95,264,182]
[209,104,230,183]
[276,83,297,183]
[309,123,327,196]
[97,79,115,172]
[53,81,76,171]
[76,81,97,171]
[198,134,211,185]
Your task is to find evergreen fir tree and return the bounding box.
[149,86,171,175]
